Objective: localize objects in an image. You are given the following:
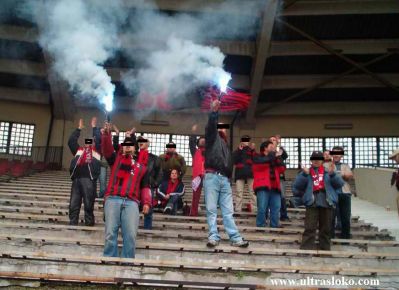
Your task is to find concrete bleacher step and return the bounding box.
[3,251,398,289]
[1,171,398,288]
[1,220,398,254]
[0,209,389,240]
[0,198,377,231]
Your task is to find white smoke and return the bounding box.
[30,0,126,112]
[122,37,231,108]
[122,0,260,111]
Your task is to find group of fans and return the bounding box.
[67,99,357,258]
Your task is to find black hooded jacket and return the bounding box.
[204,112,232,178]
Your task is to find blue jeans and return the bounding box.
[98,166,107,198]
[103,196,139,258]
[257,189,281,228]
[204,173,243,243]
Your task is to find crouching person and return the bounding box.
[68,119,101,226]
[101,125,151,258]
[293,151,344,251]
[157,169,185,215]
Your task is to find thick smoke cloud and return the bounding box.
[122,0,261,112]
[17,0,262,114]
[28,0,127,112]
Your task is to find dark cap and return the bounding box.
[166,142,176,149]
[122,136,137,147]
[137,136,149,143]
[241,135,251,142]
[260,140,273,152]
[85,138,93,145]
[310,151,324,161]
[330,146,345,155]
[217,123,230,129]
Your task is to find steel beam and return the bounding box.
[257,53,396,115]
[277,18,399,95]
[245,0,279,124]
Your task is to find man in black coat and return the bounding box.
[204,100,249,248]
[232,135,257,213]
[137,136,163,229]
[68,118,101,226]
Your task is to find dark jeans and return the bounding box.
[301,207,333,251]
[143,188,156,230]
[257,189,281,228]
[69,178,96,226]
[165,195,183,215]
[280,196,289,219]
[335,194,351,239]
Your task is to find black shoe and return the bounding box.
[163,207,172,215]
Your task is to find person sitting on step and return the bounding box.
[157,168,185,215]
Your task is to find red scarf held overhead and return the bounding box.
[77,146,93,166]
[166,179,179,195]
[310,166,325,192]
[138,149,149,166]
[192,147,205,179]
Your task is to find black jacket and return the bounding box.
[68,129,101,180]
[232,146,255,181]
[146,152,163,188]
[189,135,198,158]
[204,112,232,178]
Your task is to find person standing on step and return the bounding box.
[159,142,187,181]
[157,168,185,215]
[293,151,344,251]
[204,99,249,248]
[270,135,290,222]
[137,136,162,229]
[389,148,399,216]
[101,124,151,258]
[329,146,354,239]
[68,118,101,226]
[91,117,120,199]
[253,140,286,228]
[232,135,257,213]
[189,124,205,216]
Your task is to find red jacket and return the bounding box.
[252,152,286,194]
[101,132,151,207]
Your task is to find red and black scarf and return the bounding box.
[310,166,325,192]
[77,146,93,166]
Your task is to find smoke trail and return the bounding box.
[28,0,126,112]
[122,0,261,113]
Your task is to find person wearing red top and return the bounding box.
[189,124,205,216]
[101,124,151,258]
[252,140,286,228]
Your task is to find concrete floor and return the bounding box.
[352,196,399,240]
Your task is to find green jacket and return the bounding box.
[159,152,187,180]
